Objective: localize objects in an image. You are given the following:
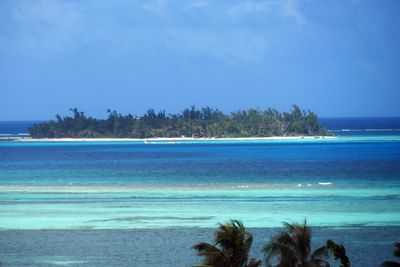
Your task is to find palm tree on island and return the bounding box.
[192,220,262,267]
[262,220,332,267]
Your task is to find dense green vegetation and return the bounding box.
[28,105,329,138]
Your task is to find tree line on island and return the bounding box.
[192,220,399,267]
[28,105,329,138]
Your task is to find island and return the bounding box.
[28,105,329,138]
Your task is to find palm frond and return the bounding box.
[312,245,330,260]
[243,232,253,253]
[264,220,339,267]
[192,242,228,266]
[309,259,331,267]
[215,220,244,251]
[193,220,260,267]
[275,231,297,251]
[281,220,311,263]
[247,258,262,267]
[326,240,350,267]
[263,240,296,266]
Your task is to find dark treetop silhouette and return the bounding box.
[326,240,350,267]
[28,105,329,138]
[263,221,332,267]
[192,220,351,267]
[192,220,262,267]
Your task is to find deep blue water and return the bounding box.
[320,117,400,136]
[320,117,400,130]
[1,140,400,185]
[0,121,40,136]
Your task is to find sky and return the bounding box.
[1,0,400,120]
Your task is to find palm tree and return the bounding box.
[262,220,330,267]
[380,242,400,267]
[326,240,350,267]
[192,220,262,267]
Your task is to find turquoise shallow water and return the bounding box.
[0,136,400,229]
[0,185,399,229]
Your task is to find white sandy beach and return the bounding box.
[1,136,336,142]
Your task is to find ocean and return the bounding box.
[0,118,399,266]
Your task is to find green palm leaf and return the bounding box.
[263,220,347,267]
[192,220,261,267]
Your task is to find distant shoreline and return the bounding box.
[0,136,335,142]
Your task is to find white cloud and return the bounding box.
[282,0,307,25]
[228,0,307,25]
[12,0,79,28]
[228,1,275,16]
[142,0,168,14]
[3,0,303,61]
[9,0,81,57]
[185,0,208,9]
[164,28,268,61]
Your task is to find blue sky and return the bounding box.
[1,0,399,120]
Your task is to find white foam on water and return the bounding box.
[318,182,333,186]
